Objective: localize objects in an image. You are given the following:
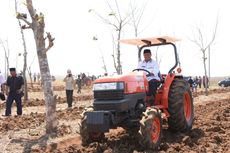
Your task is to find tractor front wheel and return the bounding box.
[138,107,162,150]
[79,107,105,146]
[168,78,194,132]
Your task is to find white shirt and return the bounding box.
[138,59,160,81]
[63,76,75,90]
[0,73,5,85]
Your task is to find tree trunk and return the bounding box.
[26,0,57,134]
[133,23,141,62]
[111,36,117,74]
[0,39,10,78]
[27,67,33,89]
[5,41,10,78]
[15,0,28,101]
[112,54,117,74]
[102,55,107,74]
[202,50,208,96]
[135,30,141,62]
[35,28,57,134]
[35,22,57,134]
[5,53,9,78]
[20,24,28,101]
[208,46,211,80]
[116,23,122,75]
[138,46,141,62]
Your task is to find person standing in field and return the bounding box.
[4,68,24,116]
[188,76,194,92]
[0,70,6,101]
[76,75,82,94]
[203,75,209,88]
[33,72,37,83]
[198,76,202,88]
[63,69,75,108]
[37,73,41,85]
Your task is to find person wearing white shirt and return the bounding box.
[0,70,6,101]
[63,69,76,108]
[0,70,5,92]
[138,49,160,102]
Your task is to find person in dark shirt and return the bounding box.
[188,77,194,92]
[76,75,82,94]
[203,75,209,88]
[4,68,24,116]
[198,76,202,88]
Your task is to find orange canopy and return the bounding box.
[119,36,180,46]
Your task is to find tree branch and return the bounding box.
[136,0,148,28]
[44,32,55,53]
[205,17,218,51]
[106,0,120,24]
[121,15,131,27]
[107,22,119,30]
[0,39,7,55]
[90,9,119,30]
[111,34,117,71]
[26,0,36,19]
[16,12,32,28]
[22,24,31,29]
[130,2,137,29]
[114,0,122,21]
[188,26,204,50]
[188,36,203,49]
[197,27,204,49]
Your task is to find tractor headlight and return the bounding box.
[93,82,124,91]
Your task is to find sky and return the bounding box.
[0,0,230,78]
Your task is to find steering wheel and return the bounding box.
[132,68,151,76]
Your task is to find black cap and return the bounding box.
[143,49,151,54]
[9,68,16,71]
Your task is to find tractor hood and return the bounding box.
[94,71,146,83]
[94,71,148,94]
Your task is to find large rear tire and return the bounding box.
[168,78,194,132]
[79,107,105,146]
[138,107,162,150]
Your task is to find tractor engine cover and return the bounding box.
[86,111,110,133]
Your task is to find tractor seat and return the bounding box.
[159,73,166,83]
[157,73,165,89]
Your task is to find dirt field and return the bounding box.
[0,84,229,153]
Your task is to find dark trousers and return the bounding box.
[198,83,201,88]
[147,79,158,97]
[66,90,73,107]
[203,82,209,88]
[5,93,22,115]
[77,86,81,93]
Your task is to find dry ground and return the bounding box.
[0,82,229,153]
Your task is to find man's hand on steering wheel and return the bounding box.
[132,68,153,77]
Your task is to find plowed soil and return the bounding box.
[0,86,229,153]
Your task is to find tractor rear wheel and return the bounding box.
[168,78,194,132]
[138,107,162,150]
[79,107,105,146]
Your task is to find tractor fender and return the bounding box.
[161,73,176,108]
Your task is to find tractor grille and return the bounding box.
[94,90,124,100]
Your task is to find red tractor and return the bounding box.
[80,36,194,150]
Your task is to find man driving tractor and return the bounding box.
[80,36,194,150]
[138,49,160,105]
